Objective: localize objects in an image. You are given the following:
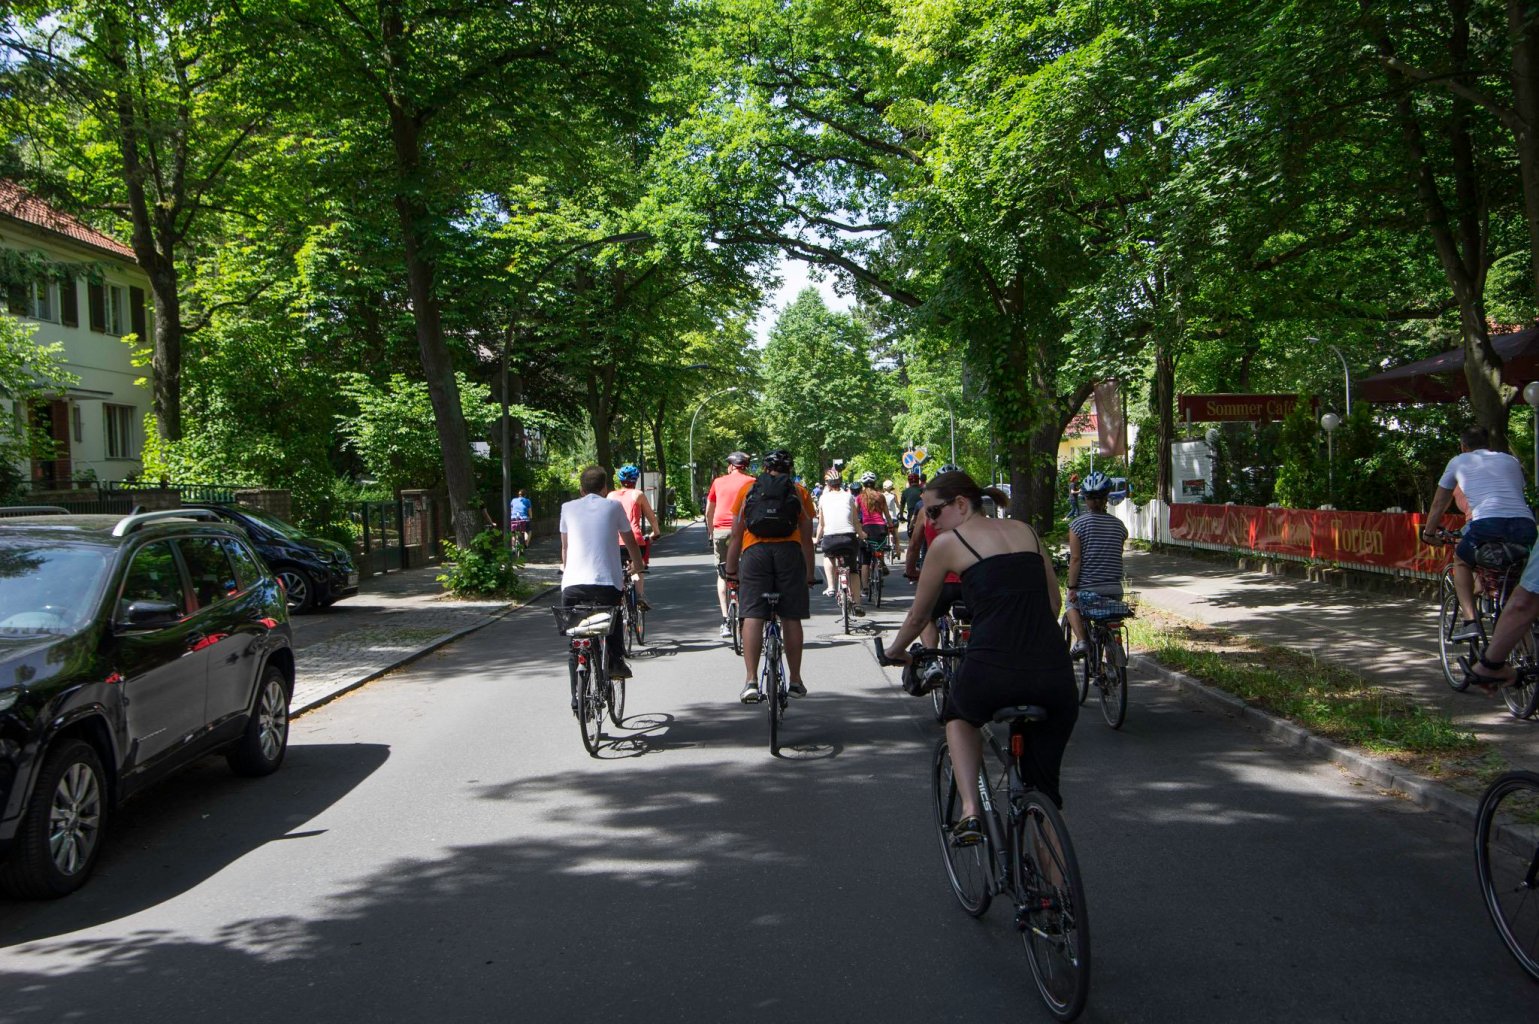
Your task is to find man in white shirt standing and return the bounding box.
[1422,427,1537,643]
[562,465,646,688]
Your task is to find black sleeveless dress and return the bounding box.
[947,533,1079,805]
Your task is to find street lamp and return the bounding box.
[1308,336,1353,416]
[916,387,957,467]
[687,387,740,513]
[1320,411,1341,505]
[1524,382,1539,487]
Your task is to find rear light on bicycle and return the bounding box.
[958,628,971,643]
[1010,732,1025,759]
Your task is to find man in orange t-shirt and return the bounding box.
[724,448,816,703]
[703,451,755,638]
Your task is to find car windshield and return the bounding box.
[232,506,310,541]
[0,541,111,634]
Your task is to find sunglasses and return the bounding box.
[924,500,951,521]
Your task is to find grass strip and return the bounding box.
[1125,606,1495,781]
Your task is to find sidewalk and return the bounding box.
[287,535,563,714]
[1126,546,1537,797]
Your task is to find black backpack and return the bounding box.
[742,474,802,538]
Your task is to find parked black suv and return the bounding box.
[0,509,294,899]
[185,503,358,613]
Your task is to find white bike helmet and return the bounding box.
[1082,470,1113,495]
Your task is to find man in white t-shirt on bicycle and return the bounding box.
[1422,426,1537,645]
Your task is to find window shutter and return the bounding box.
[130,286,146,337]
[60,276,78,327]
[5,284,25,315]
[87,282,106,332]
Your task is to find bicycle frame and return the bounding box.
[974,724,1030,897]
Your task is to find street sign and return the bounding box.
[902,447,929,471]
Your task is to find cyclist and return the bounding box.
[815,470,864,614]
[704,451,755,639]
[1422,426,1537,643]
[561,466,645,688]
[609,464,662,610]
[509,489,532,550]
[886,469,1078,839]
[882,479,902,557]
[857,472,892,594]
[1065,470,1129,659]
[900,472,925,545]
[723,448,816,703]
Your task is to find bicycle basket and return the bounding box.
[552,605,614,636]
[1076,592,1135,621]
[1473,541,1531,572]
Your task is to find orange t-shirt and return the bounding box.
[730,477,816,550]
[607,487,646,539]
[707,471,755,530]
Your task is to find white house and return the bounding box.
[0,180,151,487]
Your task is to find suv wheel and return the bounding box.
[0,739,108,899]
[228,664,290,776]
[276,567,317,613]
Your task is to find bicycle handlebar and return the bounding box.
[873,638,965,665]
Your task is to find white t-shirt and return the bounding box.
[560,493,630,589]
[817,488,858,536]
[1438,449,1534,522]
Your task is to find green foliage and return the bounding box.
[0,313,78,498]
[436,529,521,598]
[337,373,495,494]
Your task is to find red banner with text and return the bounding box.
[1167,503,1462,575]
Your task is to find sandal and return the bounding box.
[951,815,984,846]
[1465,655,1519,692]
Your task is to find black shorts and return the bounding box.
[928,581,964,623]
[861,525,889,562]
[739,541,810,620]
[822,534,860,567]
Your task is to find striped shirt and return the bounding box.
[1070,512,1127,588]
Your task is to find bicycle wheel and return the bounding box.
[842,583,852,634]
[932,740,992,916]
[931,619,952,724]
[608,672,626,727]
[1439,591,1471,692]
[1475,770,1539,982]
[1098,635,1127,730]
[766,634,784,754]
[631,599,646,649]
[1502,624,1539,719]
[1017,791,1092,1021]
[729,596,742,656]
[577,665,602,756]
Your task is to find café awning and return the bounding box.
[1358,326,1539,403]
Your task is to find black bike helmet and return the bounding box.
[763,448,794,473]
[726,451,750,466]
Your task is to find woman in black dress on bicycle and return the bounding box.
[887,471,1079,841]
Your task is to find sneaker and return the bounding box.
[788,680,807,698]
[740,681,762,704]
[951,815,984,847]
[1449,619,1482,642]
[823,588,836,597]
[852,606,866,617]
[1070,640,1087,660]
[610,659,633,680]
[637,597,652,612]
[720,621,733,639]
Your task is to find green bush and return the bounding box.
[436,529,520,598]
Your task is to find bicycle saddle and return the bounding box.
[1474,541,1531,571]
[951,602,972,622]
[992,705,1047,724]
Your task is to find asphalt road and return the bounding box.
[1,526,1534,1022]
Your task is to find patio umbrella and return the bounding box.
[1358,327,1539,403]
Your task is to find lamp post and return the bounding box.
[916,387,957,467]
[1308,336,1353,416]
[687,386,740,513]
[1524,382,1539,488]
[1320,412,1341,505]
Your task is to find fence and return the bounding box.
[2,481,242,516]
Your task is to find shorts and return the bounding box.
[739,541,810,620]
[861,525,889,563]
[619,539,652,568]
[1456,517,1536,566]
[928,581,964,622]
[822,533,860,568]
[713,527,733,562]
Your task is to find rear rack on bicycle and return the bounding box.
[552,605,615,636]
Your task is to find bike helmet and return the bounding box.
[617,464,640,485]
[1081,470,1112,495]
[882,479,894,491]
[938,463,961,474]
[763,448,794,473]
[824,468,842,485]
[860,471,877,486]
[726,451,750,467]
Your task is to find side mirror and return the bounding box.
[119,599,182,629]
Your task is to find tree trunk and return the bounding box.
[650,397,667,519]
[1510,0,1539,304]
[388,108,480,547]
[1154,329,1177,505]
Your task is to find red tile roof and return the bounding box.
[0,179,138,263]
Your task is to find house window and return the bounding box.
[72,404,82,443]
[4,280,58,322]
[105,285,128,335]
[104,404,135,459]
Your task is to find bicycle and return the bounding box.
[831,545,857,633]
[1431,530,1539,719]
[753,591,790,754]
[553,604,616,755]
[863,535,891,610]
[620,554,646,657]
[1071,593,1134,730]
[718,562,742,655]
[929,602,971,724]
[876,638,1092,1021]
[1474,769,1539,981]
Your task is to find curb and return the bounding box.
[1131,653,1481,824]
